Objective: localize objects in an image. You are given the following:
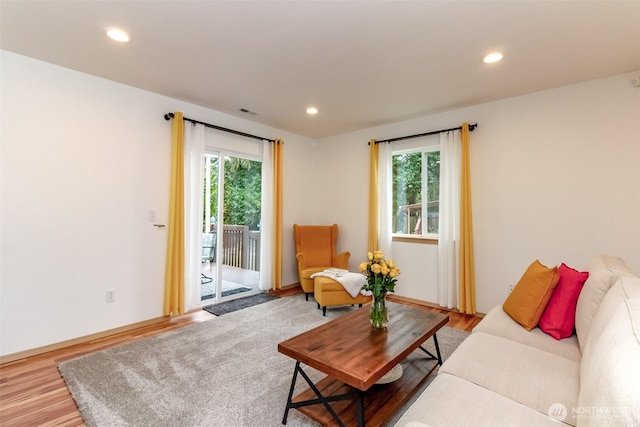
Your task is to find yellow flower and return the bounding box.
[360,250,401,297]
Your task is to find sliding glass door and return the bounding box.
[201,152,261,303]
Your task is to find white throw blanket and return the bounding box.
[310,270,366,298]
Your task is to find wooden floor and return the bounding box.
[0,287,480,427]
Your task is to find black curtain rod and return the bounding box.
[164,112,276,143]
[372,123,478,144]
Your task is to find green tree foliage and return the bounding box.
[223,157,262,229]
[393,152,422,233]
[206,155,262,230]
[426,151,440,202]
[392,150,440,234]
[393,152,422,208]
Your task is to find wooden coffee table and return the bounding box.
[278,302,449,427]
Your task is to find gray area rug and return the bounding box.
[203,293,279,316]
[58,295,469,427]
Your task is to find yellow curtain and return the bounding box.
[273,139,284,290]
[367,139,378,252]
[367,140,379,253]
[459,123,476,314]
[164,112,185,316]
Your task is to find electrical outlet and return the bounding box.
[106,289,115,303]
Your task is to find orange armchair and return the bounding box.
[293,224,350,300]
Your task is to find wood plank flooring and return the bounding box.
[0,288,480,426]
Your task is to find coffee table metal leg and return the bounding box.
[418,333,443,365]
[433,333,443,365]
[282,362,301,424]
[356,390,365,427]
[282,361,351,427]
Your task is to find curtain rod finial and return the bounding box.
[164,113,174,121]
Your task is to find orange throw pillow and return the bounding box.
[503,260,560,330]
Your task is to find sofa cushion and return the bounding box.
[393,373,562,427]
[538,263,589,340]
[578,300,640,426]
[473,306,581,361]
[503,260,560,330]
[575,255,632,352]
[581,276,640,360]
[439,332,580,426]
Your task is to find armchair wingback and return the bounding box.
[293,224,350,299]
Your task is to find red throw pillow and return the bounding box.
[539,263,589,340]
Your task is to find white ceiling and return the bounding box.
[2,0,639,139]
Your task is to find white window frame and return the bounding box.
[391,137,440,240]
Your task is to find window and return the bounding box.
[392,148,440,237]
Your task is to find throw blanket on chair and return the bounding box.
[310,271,366,298]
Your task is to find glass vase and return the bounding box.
[370,293,389,328]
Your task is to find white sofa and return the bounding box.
[394,255,640,427]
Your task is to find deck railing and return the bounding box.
[395,202,439,234]
[203,225,260,271]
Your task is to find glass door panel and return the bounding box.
[201,154,219,302]
[220,156,261,299]
[201,153,261,303]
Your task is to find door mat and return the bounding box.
[203,292,279,316]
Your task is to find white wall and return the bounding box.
[0,51,315,356]
[2,48,639,356]
[315,72,640,314]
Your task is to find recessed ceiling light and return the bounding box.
[106,28,130,43]
[306,107,318,115]
[483,52,503,64]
